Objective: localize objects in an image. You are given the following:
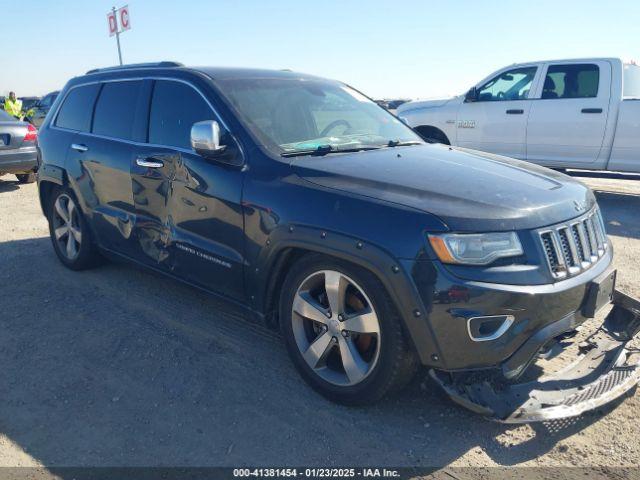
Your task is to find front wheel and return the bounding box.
[280,254,417,405]
[48,187,102,270]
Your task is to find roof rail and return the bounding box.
[86,61,184,75]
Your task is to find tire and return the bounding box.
[279,254,417,405]
[16,172,37,184]
[47,186,102,270]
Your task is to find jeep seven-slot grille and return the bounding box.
[538,208,608,279]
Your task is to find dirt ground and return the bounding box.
[0,170,639,470]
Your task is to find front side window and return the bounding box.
[149,80,214,150]
[624,64,640,98]
[214,78,421,156]
[55,84,101,131]
[541,64,600,99]
[93,81,143,140]
[476,67,537,102]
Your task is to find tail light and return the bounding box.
[23,124,37,143]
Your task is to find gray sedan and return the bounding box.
[0,109,38,183]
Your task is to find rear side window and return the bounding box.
[624,64,640,98]
[149,80,214,149]
[55,84,101,131]
[541,64,599,99]
[93,81,144,140]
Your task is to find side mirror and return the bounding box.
[191,120,227,158]
[464,87,478,103]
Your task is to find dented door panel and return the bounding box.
[131,145,245,301]
[67,133,139,258]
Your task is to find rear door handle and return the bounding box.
[506,109,524,115]
[71,143,88,152]
[581,108,603,114]
[136,157,164,168]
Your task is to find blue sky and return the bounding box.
[1,0,638,99]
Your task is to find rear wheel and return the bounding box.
[48,187,102,270]
[16,172,36,184]
[280,254,417,405]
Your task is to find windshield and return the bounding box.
[213,77,422,156]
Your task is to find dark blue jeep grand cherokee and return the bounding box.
[37,62,640,422]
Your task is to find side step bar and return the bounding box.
[430,289,640,423]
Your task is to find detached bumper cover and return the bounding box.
[430,289,640,423]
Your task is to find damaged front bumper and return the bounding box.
[430,285,640,423]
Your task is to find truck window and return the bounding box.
[623,64,640,98]
[55,84,101,132]
[541,64,599,99]
[93,81,144,141]
[476,67,537,102]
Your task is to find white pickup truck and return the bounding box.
[397,58,640,173]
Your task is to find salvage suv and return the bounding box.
[37,62,640,422]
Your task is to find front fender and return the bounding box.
[249,224,444,366]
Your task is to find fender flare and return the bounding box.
[249,224,443,366]
[37,163,66,215]
[38,163,65,186]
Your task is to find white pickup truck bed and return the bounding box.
[608,99,640,172]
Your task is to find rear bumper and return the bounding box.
[430,288,640,423]
[0,147,37,174]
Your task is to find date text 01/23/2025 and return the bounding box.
[232,468,401,478]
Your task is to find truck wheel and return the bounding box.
[280,254,417,405]
[16,172,37,184]
[47,187,102,270]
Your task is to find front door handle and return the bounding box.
[71,143,88,152]
[581,108,603,114]
[506,109,524,115]
[136,157,164,168]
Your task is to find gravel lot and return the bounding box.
[0,170,639,470]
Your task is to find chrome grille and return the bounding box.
[538,208,608,279]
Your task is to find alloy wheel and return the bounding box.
[291,270,381,386]
[52,194,82,260]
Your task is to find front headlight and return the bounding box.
[428,232,523,265]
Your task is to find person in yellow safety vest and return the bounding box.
[4,92,23,119]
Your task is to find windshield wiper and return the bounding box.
[281,145,382,158]
[386,140,423,148]
[281,145,335,158]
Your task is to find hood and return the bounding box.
[291,144,596,232]
[397,97,457,114]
